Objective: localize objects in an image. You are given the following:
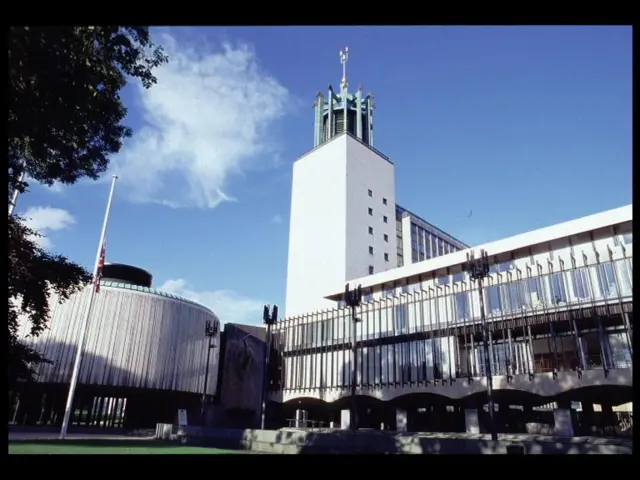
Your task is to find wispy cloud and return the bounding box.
[270,214,283,225]
[21,206,75,250]
[46,183,66,194]
[159,278,265,326]
[111,33,291,210]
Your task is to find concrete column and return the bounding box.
[465,409,480,434]
[581,402,594,436]
[340,409,350,430]
[395,409,407,432]
[553,408,574,437]
[601,403,614,435]
[295,409,304,428]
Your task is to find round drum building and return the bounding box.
[11,263,221,430]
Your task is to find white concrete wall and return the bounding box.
[286,136,349,316]
[345,136,397,281]
[286,134,397,316]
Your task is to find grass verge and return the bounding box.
[9,440,258,455]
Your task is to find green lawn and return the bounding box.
[9,441,258,455]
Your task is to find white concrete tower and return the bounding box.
[285,48,398,316]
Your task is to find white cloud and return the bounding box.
[47,183,65,194]
[111,33,291,209]
[32,181,67,195]
[271,214,283,225]
[159,278,265,326]
[21,206,75,249]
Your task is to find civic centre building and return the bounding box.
[275,56,632,436]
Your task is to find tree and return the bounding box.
[8,26,168,386]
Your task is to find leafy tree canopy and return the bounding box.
[8,26,168,385]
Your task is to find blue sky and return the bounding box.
[19,26,632,325]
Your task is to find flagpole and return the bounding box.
[60,175,118,439]
[8,169,25,216]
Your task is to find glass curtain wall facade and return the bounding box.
[395,206,468,267]
[268,228,632,394]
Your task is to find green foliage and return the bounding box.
[8,215,91,387]
[8,26,168,196]
[8,26,168,384]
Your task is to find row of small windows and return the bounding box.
[368,227,389,243]
[368,208,388,223]
[367,189,388,206]
[368,246,390,262]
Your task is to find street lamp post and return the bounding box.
[200,319,219,426]
[261,304,278,430]
[464,249,498,441]
[344,284,362,435]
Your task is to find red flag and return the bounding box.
[95,242,106,293]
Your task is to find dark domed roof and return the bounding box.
[101,263,153,288]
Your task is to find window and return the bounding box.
[383,234,389,242]
[368,266,374,275]
[527,277,547,306]
[485,286,502,313]
[368,189,373,197]
[623,233,633,245]
[369,246,374,255]
[383,216,388,223]
[384,253,389,262]
[394,304,407,332]
[570,268,590,300]
[597,262,617,298]
[498,261,514,273]
[455,293,469,320]
[550,273,567,304]
[368,208,373,216]
[382,198,388,205]
[617,260,632,296]
[368,226,373,235]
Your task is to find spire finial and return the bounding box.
[339,47,349,89]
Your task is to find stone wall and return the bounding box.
[156,424,632,455]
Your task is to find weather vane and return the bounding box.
[339,47,349,89]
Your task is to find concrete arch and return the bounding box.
[458,389,548,408]
[554,385,633,407]
[275,368,632,404]
[284,396,329,406]
[387,392,455,409]
[330,394,386,411]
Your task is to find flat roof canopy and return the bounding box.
[325,204,632,301]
